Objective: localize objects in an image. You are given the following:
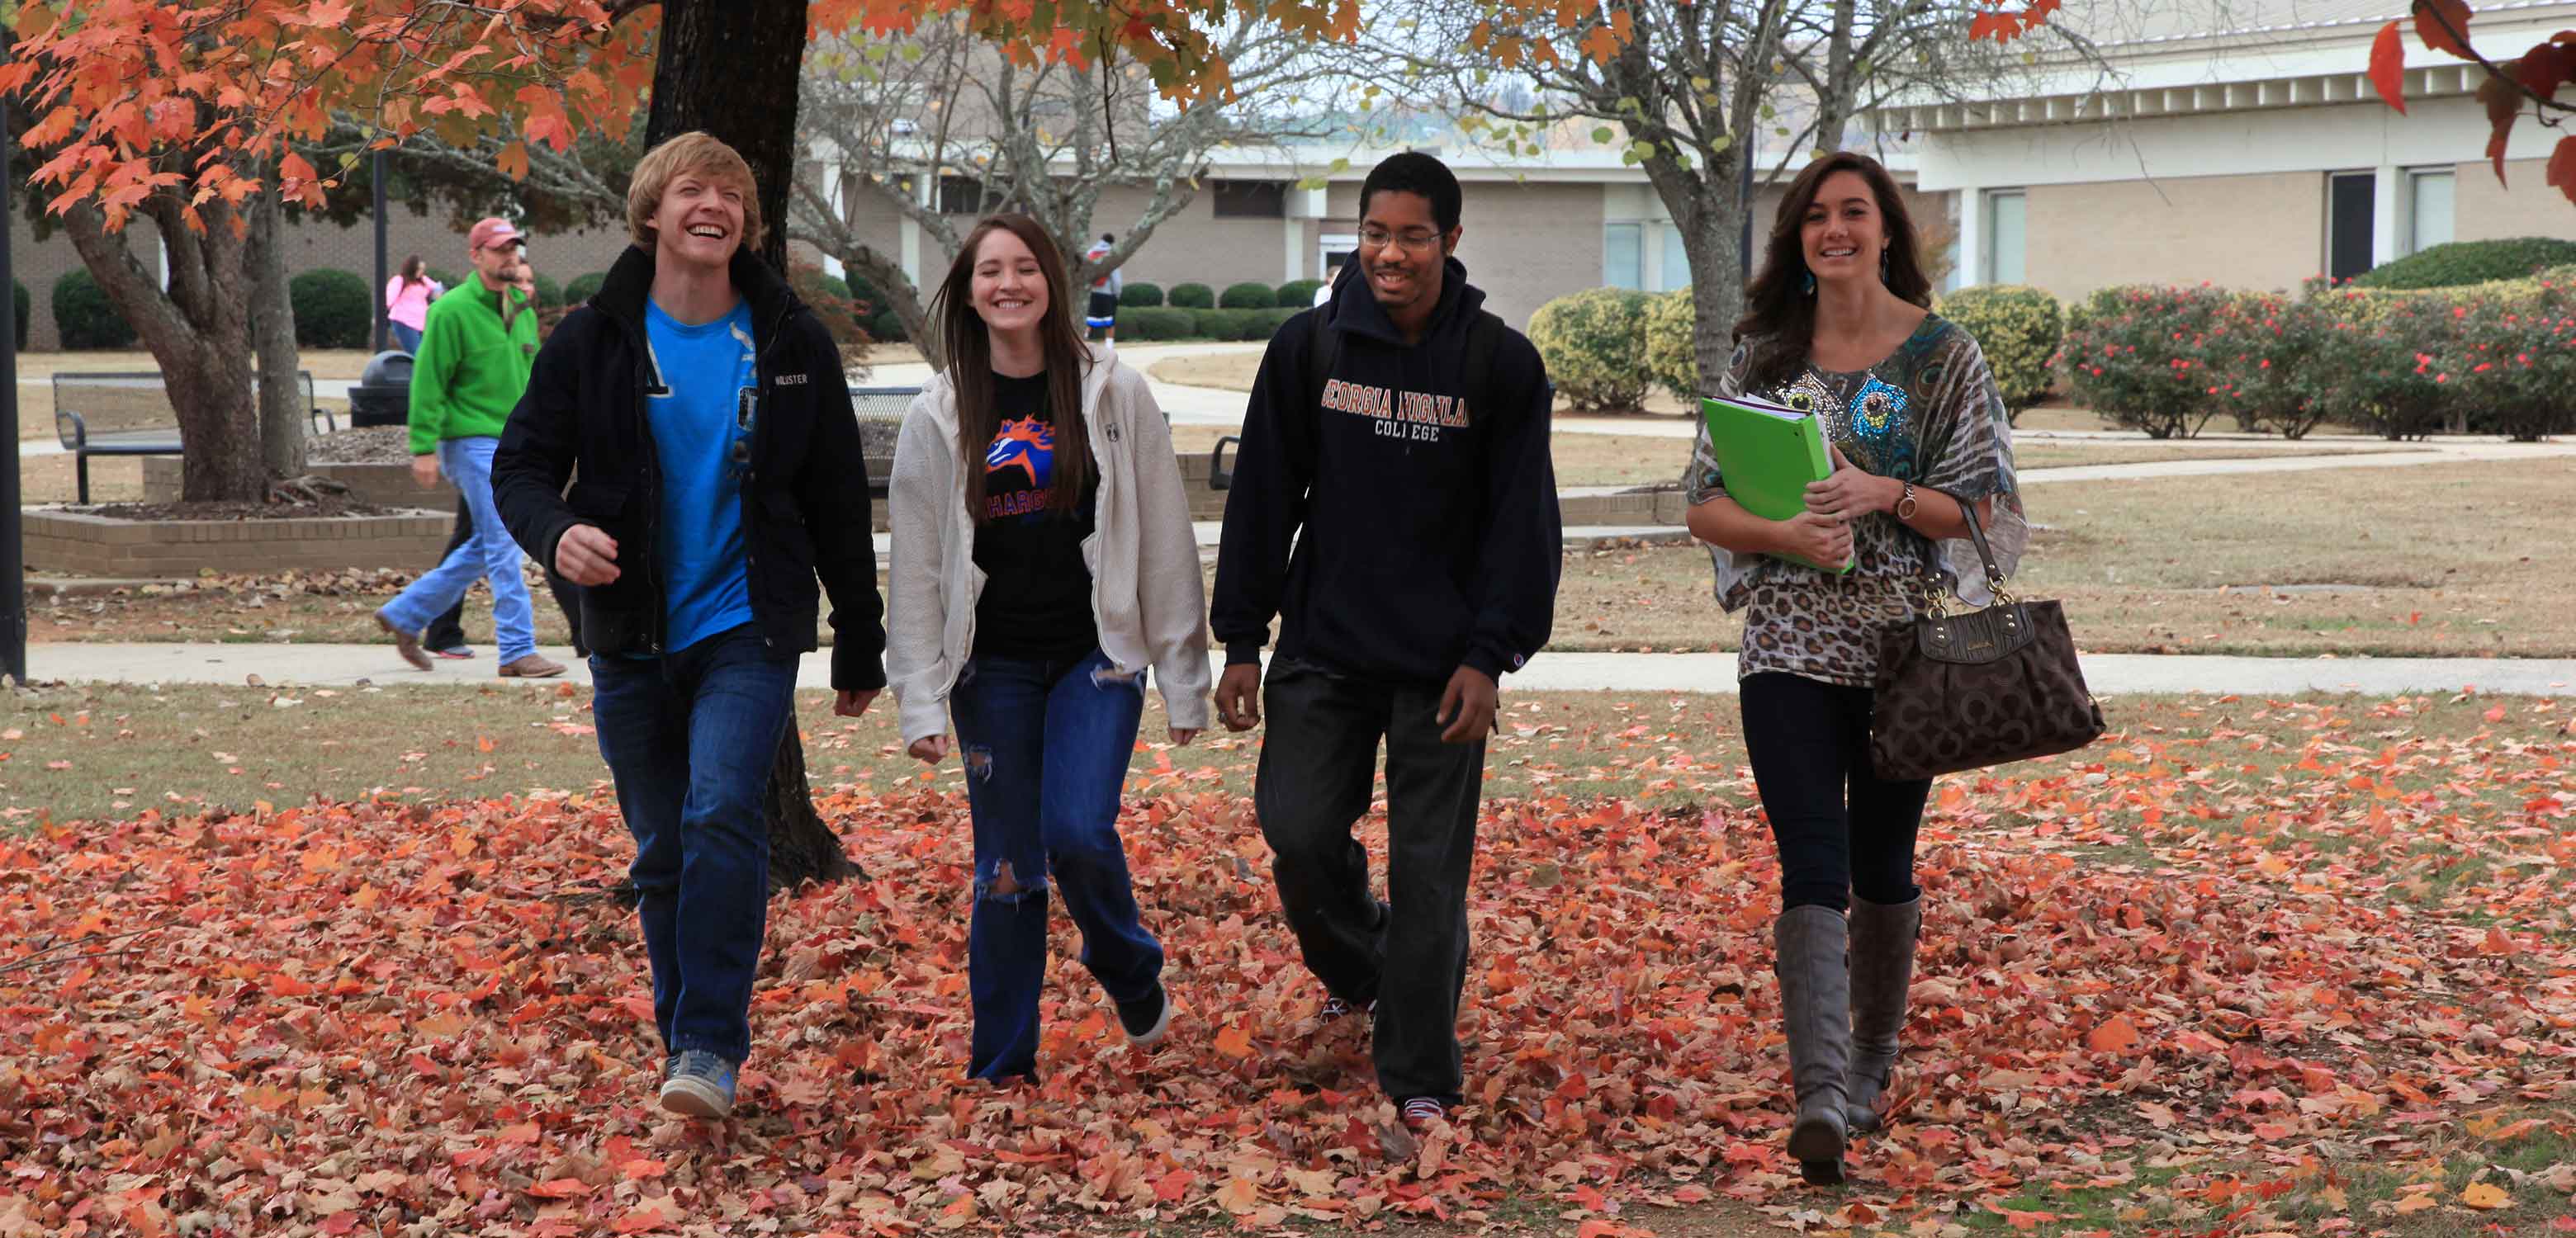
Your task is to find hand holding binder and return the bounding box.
[1698,395,1857,574]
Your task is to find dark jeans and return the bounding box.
[424,494,588,655]
[590,624,799,1066]
[1256,658,1483,1106]
[1740,672,1931,914]
[948,647,1163,1081]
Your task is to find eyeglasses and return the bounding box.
[1357,227,1444,253]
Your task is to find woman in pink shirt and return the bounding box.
[385,254,441,352]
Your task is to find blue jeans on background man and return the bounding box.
[590,624,800,1066]
[377,437,536,663]
[948,647,1163,1081]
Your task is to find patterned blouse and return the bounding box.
[1683,314,2024,688]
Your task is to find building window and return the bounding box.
[1983,189,2026,286]
[1212,180,1288,218]
[2409,168,2455,255]
[2327,170,2376,283]
[1604,223,1643,290]
[1659,222,1691,291]
[939,175,997,216]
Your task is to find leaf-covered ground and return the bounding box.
[2,693,2574,1237]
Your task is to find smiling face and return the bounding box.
[1800,170,1889,290]
[1357,189,1456,316]
[650,168,749,272]
[969,228,1049,335]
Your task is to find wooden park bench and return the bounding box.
[54,371,339,503]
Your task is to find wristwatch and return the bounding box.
[1896,482,1918,522]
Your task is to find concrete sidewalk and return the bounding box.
[23,643,2572,697]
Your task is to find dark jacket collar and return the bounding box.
[591,243,803,335]
[1319,254,1484,347]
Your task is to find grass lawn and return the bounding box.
[2012,442,2417,471]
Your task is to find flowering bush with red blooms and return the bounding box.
[2203,291,2328,438]
[2286,281,2458,441]
[2056,283,2233,438]
[2443,277,2576,442]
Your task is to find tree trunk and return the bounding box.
[61,201,267,503]
[1816,0,1859,154]
[646,0,864,891]
[247,175,307,483]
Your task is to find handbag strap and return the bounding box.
[1906,492,2011,612]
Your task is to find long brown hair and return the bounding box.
[930,215,1094,523]
[399,254,425,288]
[1733,151,1935,393]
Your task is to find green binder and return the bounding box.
[1698,394,1853,575]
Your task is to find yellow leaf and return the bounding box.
[2460,1182,2510,1210]
[2393,1193,2437,1214]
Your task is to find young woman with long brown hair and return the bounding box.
[1683,152,2024,1184]
[885,215,1210,1083]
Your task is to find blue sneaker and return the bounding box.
[659,1050,737,1119]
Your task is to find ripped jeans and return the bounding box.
[947,645,1163,1080]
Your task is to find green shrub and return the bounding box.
[52,268,137,349]
[2196,291,2328,437]
[1641,288,1698,399]
[12,279,26,352]
[1119,281,1163,308]
[1527,287,1650,413]
[563,271,608,305]
[1187,308,1257,340]
[1276,279,1325,308]
[1240,305,1301,342]
[2057,284,2236,438]
[1168,282,1215,310]
[1111,306,1184,341]
[287,268,373,349]
[1937,285,2061,418]
[2350,237,2576,290]
[1219,281,1274,310]
[869,310,908,343]
[2286,281,2454,440]
[789,264,870,356]
[2441,280,2576,441]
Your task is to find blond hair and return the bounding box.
[627,131,767,253]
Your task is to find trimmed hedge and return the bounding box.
[1120,282,1164,308]
[529,272,562,308]
[2350,237,2576,291]
[1529,287,1650,413]
[1168,282,1215,309]
[869,310,908,343]
[1219,281,1275,310]
[563,271,608,306]
[52,268,136,350]
[1119,306,1195,341]
[1641,288,1698,399]
[1276,279,1325,308]
[289,268,374,349]
[12,279,26,352]
[1937,285,2062,417]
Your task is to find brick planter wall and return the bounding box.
[144,458,459,511]
[25,507,453,577]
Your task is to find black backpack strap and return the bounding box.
[1304,305,1342,411]
[1462,309,1503,426]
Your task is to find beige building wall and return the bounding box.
[1098,182,1304,296]
[1305,180,1608,328]
[2020,171,2323,302]
[2450,159,2576,245]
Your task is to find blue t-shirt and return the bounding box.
[643,298,758,653]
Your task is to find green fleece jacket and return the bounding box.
[408,281,539,455]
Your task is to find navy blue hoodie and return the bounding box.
[1210,258,1561,687]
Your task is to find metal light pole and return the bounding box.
[371,148,389,352]
[1,98,26,685]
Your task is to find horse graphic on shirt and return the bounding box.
[986,416,1054,489]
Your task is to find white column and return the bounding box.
[2371,163,2401,268]
[1955,187,1985,289]
[1641,219,1665,292]
[900,176,930,292]
[817,160,846,280]
[1282,219,1303,281]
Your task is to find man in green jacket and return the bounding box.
[374,216,566,678]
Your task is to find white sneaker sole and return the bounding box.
[1126,991,1175,1048]
[659,1075,733,1119]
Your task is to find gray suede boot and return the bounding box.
[1774,905,1852,1184]
[1844,895,1922,1133]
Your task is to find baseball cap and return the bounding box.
[468,217,524,250]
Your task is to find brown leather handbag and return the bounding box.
[1870,505,2104,781]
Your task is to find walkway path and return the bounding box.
[26,642,2571,697]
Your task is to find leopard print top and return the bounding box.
[1684,314,2018,688]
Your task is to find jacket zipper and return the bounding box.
[745,299,795,648]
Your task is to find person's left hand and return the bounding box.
[410,453,440,489]
[1170,726,1200,746]
[1436,665,1499,744]
[834,688,878,718]
[1804,445,1900,522]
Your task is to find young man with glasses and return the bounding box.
[374,216,565,679]
[492,132,888,1120]
[1210,151,1562,1134]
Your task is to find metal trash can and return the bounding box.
[348,349,414,428]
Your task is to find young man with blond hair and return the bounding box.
[494,131,888,1119]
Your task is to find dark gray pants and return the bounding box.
[1256,658,1484,1106]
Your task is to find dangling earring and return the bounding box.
[1879,248,1890,283]
[1800,270,1816,295]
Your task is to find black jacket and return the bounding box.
[492,245,888,691]
[1210,258,1560,686]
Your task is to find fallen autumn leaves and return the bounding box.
[1,695,2574,1236]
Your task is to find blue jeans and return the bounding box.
[390,322,423,353]
[949,647,1163,1080]
[590,625,800,1066]
[379,437,536,662]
